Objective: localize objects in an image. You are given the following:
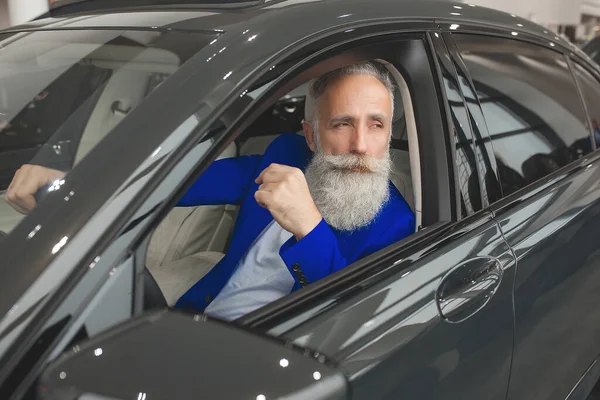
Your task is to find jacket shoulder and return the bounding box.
[380,183,416,231]
[262,132,312,168]
[265,132,308,152]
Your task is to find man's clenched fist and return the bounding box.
[254,163,322,240]
[6,165,66,214]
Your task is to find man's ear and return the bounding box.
[302,120,317,152]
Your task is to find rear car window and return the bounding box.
[453,34,593,198]
[0,29,217,234]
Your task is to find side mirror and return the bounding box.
[38,310,348,400]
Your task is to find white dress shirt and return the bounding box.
[204,220,295,321]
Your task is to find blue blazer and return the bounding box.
[174,133,415,311]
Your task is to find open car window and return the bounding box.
[146,60,418,308]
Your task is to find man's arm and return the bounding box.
[279,214,414,289]
[6,165,66,214]
[6,154,261,214]
[177,155,261,207]
[254,162,415,287]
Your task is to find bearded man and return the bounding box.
[174,60,415,320]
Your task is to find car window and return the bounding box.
[0,29,218,235]
[143,36,435,318]
[453,34,592,197]
[573,62,600,149]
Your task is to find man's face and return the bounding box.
[304,74,393,159]
[302,72,394,231]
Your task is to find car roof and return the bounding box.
[4,0,565,48]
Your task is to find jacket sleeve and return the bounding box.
[177,155,261,207]
[278,219,344,290]
[278,211,414,289]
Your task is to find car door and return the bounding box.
[242,30,517,400]
[450,31,600,400]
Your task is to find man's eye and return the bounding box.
[334,122,349,128]
[372,123,384,129]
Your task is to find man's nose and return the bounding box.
[350,126,368,154]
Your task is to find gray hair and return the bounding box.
[304,61,396,124]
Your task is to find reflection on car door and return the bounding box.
[276,214,516,400]
[453,33,600,399]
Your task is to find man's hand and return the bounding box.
[255,163,322,240]
[6,165,66,214]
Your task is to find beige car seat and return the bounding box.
[146,95,254,305]
[146,143,237,305]
[146,143,237,269]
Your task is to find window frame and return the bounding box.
[430,30,488,220]
[140,27,458,329]
[234,28,466,329]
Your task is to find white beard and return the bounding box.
[304,146,392,232]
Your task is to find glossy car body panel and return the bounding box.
[275,212,515,400]
[494,159,600,400]
[40,311,348,400]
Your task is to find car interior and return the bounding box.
[144,60,422,306]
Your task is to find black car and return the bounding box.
[1,0,600,399]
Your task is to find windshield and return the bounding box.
[0,29,217,235]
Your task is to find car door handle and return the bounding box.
[435,257,503,323]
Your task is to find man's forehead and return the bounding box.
[304,69,395,122]
[324,80,392,113]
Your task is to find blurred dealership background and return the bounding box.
[1,0,600,45]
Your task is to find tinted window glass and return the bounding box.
[573,62,600,149]
[454,35,592,197]
[0,29,216,235]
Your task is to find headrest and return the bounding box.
[303,60,404,123]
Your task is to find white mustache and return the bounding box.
[323,152,391,175]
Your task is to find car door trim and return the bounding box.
[436,20,574,55]
[565,358,600,400]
